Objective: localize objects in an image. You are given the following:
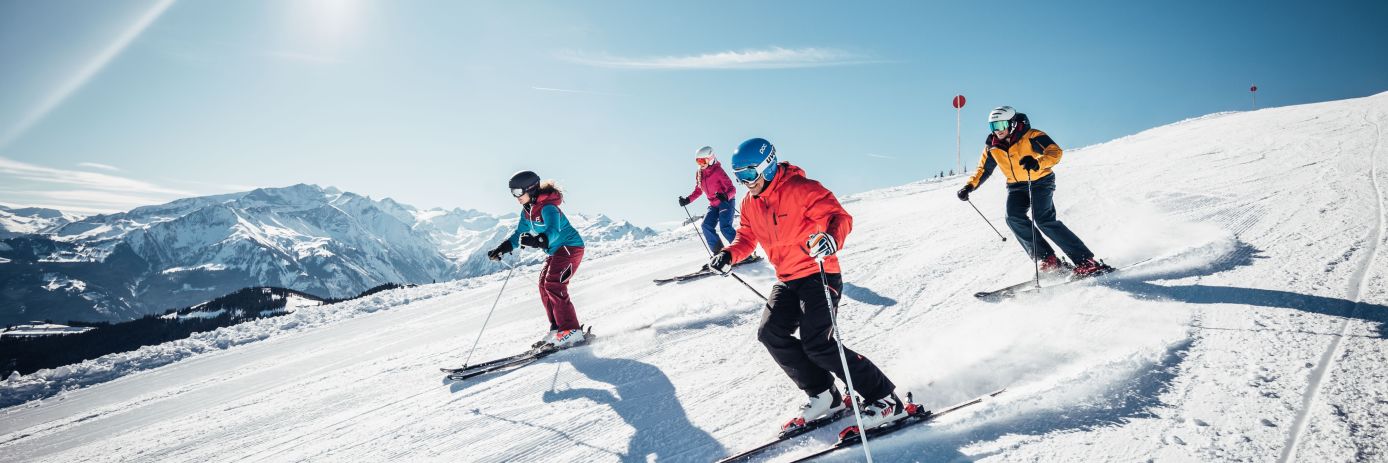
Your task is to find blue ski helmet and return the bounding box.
[730,138,778,185]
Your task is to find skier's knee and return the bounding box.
[540,280,566,295]
[757,323,795,347]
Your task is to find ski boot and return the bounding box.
[780,386,848,437]
[548,326,588,349]
[1038,255,1072,274]
[837,393,910,442]
[1072,258,1116,279]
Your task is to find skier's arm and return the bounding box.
[967,148,997,189]
[538,205,569,247]
[1030,133,1063,169]
[805,183,853,250]
[714,168,738,198]
[723,204,759,262]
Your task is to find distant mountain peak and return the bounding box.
[2,184,659,326]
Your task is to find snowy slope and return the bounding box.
[2,92,1386,462]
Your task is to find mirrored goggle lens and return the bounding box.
[733,166,761,184]
[989,120,1010,132]
[511,188,526,197]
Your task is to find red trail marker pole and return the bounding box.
[952,95,966,174]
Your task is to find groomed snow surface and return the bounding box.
[3,93,1387,462]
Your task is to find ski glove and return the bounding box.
[487,240,514,261]
[714,192,729,203]
[806,232,838,259]
[678,196,691,207]
[956,184,974,201]
[519,233,548,250]
[1019,155,1040,172]
[708,250,734,274]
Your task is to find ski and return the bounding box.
[446,350,556,381]
[444,327,597,382]
[653,255,763,285]
[714,409,850,463]
[786,388,1006,463]
[653,269,714,285]
[974,257,1158,302]
[972,278,1049,301]
[440,349,541,374]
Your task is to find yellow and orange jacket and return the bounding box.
[966,120,1063,189]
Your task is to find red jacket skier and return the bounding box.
[710,138,908,436]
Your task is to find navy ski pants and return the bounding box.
[701,199,736,253]
[1005,174,1095,263]
[758,273,896,402]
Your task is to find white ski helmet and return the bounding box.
[695,146,716,165]
[987,106,1016,123]
[988,106,1017,133]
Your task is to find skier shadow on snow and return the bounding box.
[842,283,898,307]
[1101,241,1388,339]
[541,348,725,462]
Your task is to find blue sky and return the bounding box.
[2,0,1385,225]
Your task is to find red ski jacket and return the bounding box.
[724,162,852,282]
[687,161,738,207]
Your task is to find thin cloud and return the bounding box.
[531,86,625,97]
[78,162,121,171]
[561,47,880,70]
[0,0,176,152]
[865,153,897,160]
[0,156,198,213]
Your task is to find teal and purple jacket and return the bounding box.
[508,190,584,255]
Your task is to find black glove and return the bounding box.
[487,240,514,261]
[957,184,974,201]
[1019,156,1040,171]
[519,233,548,249]
[714,192,729,203]
[678,196,691,207]
[709,251,733,274]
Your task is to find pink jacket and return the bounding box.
[687,161,738,207]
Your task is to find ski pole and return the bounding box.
[815,258,873,463]
[462,259,516,368]
[1026,170,1040,288]
[682,205,767,302]
[965,198,1007,242]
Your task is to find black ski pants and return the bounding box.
[1005,173,1095,263]
[757,272,896,402]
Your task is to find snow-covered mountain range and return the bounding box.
[0,205,77,239]
[0,185,656,326]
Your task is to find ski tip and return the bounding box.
[973,292,1006,302]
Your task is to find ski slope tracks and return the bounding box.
[2,92,1386,462]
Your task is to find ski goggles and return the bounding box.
[989,120,1010,132]
[732,154,776,185]
[510,187,529,198]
